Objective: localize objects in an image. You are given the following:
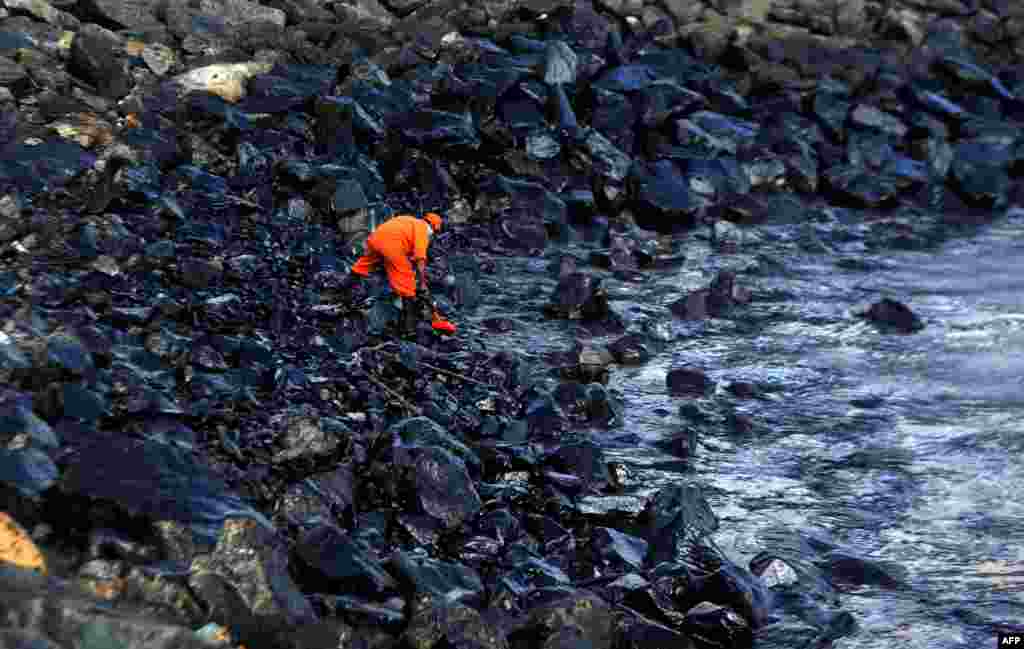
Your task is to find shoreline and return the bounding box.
[0,0,1022,647]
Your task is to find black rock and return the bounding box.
[933,56,1014,100]
[38,334,95,382]
[320,594,406,630]
[68,24,132,100]
[655,427,698,459]
[59,382,108,421]
[546,440,610,491]
[60,437,266,544]
[295,525,397,596]
[403,596,509,649]
[0,400,58,448]
[524,390,568,438]
[0,139,96,195]
[0,447,59,497]
[518,588,615,649]
[669,290,709,320]
[628,159,702,233]
[811,85,851,143]
[633,80,707,128]
[595,64,660,92]
[682,602,751,649]
[0,563,210,649]
[240,64,336,114]
[574,129,633,183]
[314,96,357,158]
[666,368,712,396]
[390,416,480,475]
[849,104,908,140]
[822,165,903,208]
[640,483,718,566]
[544,40,577,86]
[272,408,350,464]
[615,612,695,649]
[820,550,908,589]
[190,517,316,630]
[861,298,924,333]
[546,272,610,321]
[393,445,482,530]
[392,552,484,606]
[592,526,648,571]
[400,110,479,149]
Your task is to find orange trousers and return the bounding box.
[351,236,417,298]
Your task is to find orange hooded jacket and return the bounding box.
[351,215,434,297]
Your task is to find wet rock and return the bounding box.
[546,440,611,491]
[0,56,27,95]
[390,416,480,475]
[517,588,615,649]
[0,562,213,648]
[575,345,612,384]
[820,551,909,589]
[0,447,59,497]
[526,131,561,160]
[392,552,484,606]
[546,272,611,321]
[822,165,903,208]
[569,128,630,182]
[666,368,712,396]
[0,629,65,648]
[849,105,908,139]
[669,290,709,320]
[633,80,707,128]
[628,159,702,233]
[656,426,698,460]
[60,438,266,544]
[592,527,648,571]
[523,389,568,438]
[950,141,1013,208]
[860,298,924,333]
[544,40,577,85]
[640,483,718,566]
[908,84,969,122]
[607,334,650,365]
[399,110,479,149]
[393,445,481,531]
[683,602,751,648]
[69,24,132,100]
[0,400,59,448]
[933,56,1013,100]
[812,83,851,142]
[190,517,316,626]
[272,408,350,464]
[595,64,659,92]
[616,612,695,649]
[295,525,396,597]
[403,595,508,649]
[688,111,759,153]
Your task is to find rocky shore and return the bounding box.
[0,0,1021,646]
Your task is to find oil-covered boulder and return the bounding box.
[640,483,718,566]
[511,587,615,649]
[293,525,397,597]
[393,445,482,531]
[189,518,317,627]
[403,594,509,649]
[859,298,924,333]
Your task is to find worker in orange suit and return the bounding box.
[341,212,443,335]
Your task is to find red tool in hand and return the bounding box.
[430,304,457,334]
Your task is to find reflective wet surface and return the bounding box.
[475,207,1024,647]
